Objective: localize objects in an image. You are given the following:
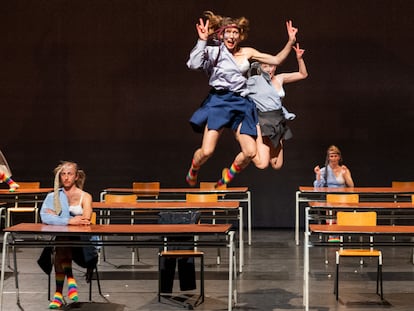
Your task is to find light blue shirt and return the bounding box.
[247,72,295,120]
[186,39,249,95]
[40,189,72,226]
[313,166,346,188]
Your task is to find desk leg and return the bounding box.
[228,231,236,311]
[0,232,9,311]
[295,191,300,246]
[303,207,310,311]
[247,191,252,246]
[239,207,243,273]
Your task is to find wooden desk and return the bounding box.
[101,187,253,245]
[295,186,414,245]
[92,200,244,271]
[1,223,236,311]
[303,220,414,311]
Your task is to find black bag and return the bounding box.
[37,247,53,275]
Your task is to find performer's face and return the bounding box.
[328,152,341,164]
[222,26,240,52]
[60,164,78,188]
[260,63,276,78]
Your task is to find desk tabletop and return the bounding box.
[299,186,414,194]
[310,224,414,234]
[309,202,414,209]
[0,188,53,195]
[4,223,233,235]
[104,187,248,194]
[93,201,240,209]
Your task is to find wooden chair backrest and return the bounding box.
[90,212,97,225]
[392,181,414,189]
[17,182,41,189]
[326,194,359,203]
[199,182,227,190]
[186,193,218,202]
[337,211,377,226]
[104,194,137,203]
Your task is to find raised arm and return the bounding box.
[278,43,308,84]
[246,20,297,65]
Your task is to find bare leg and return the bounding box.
[186,127,222,186]
[269,139,284,170]
[251,125,271,169]
[216,126,257,186]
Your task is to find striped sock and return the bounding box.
[67,277,78,301]
[216,162,241,186]
[186,159,200,186]
[49,292,63,309]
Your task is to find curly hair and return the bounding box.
[203,11,250,42]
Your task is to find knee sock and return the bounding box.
[63,262,78,301]
[67,277,78,301]
[0,172,19,191]
[49,272,65,309]
[186,159,200,186]
[49,292,63,309]
[216,162,241,186]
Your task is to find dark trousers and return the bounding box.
[160,256,196,293]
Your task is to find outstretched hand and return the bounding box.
[196,18,209,41]
[286,20,298,43]
[292,43,305,59]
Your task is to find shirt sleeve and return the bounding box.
[313,167,326,188]
[40,192,70,226]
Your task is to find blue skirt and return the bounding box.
[189,89,258,136]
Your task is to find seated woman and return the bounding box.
[40,161,97,309]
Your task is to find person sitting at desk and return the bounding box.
[313,145,354,242]
[40,161,97,309]
[313,145,354,188]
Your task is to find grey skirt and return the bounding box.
[258,109,292,149]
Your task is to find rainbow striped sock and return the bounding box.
[67,277,78,301]
[49,292,63,309]
[216,162,241,186]
[0,172,19,192]
[186,159,200,186]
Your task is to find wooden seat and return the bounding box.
[186,193,219,202]
[199,182,227,190]
[334,211,383,301]
[7,182,41,227]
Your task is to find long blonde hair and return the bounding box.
[53,161,86,215]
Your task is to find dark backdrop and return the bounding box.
[2,0,414,228]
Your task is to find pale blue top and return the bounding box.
[313,166,346,188]
[186,39,249,95]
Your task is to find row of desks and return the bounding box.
[1,223,237,311]
[101,187,252,245]
[295,186,414,245]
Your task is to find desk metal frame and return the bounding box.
[1,223,236,311]
[92,201,244,272]
[295,186,414,245]
[101,187,252,245]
